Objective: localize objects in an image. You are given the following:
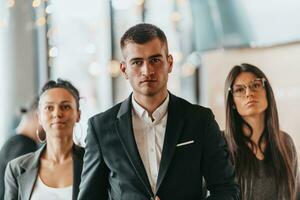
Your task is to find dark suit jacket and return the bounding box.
[78,93,239,200]
[4,144,84,200]
[0,135,38,200]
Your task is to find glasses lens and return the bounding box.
[249,80,263,91]
[232,86,245,97]
[231,78,265,97]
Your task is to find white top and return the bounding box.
[131,94,169,192]
[30,176,72,200]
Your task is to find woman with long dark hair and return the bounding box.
[224,63,299,199]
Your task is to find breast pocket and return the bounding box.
[176,140,194,147]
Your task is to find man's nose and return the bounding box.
[142,62,154,76]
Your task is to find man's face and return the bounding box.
[120,38,173,99]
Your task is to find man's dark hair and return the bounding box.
[120,23,169,54]
[39,78,80,110]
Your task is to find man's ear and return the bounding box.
[167,55,173,73]
[120,61,129,79]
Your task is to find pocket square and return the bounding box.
[176,140,194,147]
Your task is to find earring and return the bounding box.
[232,105,236,109]
[73,123,84,146]
[36,129,46,143]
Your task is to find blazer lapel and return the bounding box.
[18,168,39,200]
[156,94,185,191]
[18,145,45,200]
[114,96,153,196]
[72,145,84,200]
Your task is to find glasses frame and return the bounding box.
[228,78,266,97]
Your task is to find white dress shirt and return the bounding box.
[131,94,169,193]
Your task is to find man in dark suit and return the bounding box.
[78,23,239,200]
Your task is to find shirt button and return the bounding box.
[150,148,154,152]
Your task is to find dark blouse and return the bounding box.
[247,159,277,200]
[222,130,300,200]
[240,132,300,200]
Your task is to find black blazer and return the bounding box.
[78,93,239,200]
[4,144,84,200]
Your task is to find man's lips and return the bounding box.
[140,79,157,84]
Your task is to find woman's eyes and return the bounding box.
[252,83,261,89]
[44,105,72,111]
[234,87,245,93]
[62,105,71,110]
[44,106,53,111]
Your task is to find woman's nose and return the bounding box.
[53,108,63,118]
[245,86,254,97]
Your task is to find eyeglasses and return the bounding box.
[228,78,266,97]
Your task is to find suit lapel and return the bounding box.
[18,144,45,200]
[156,94,185,191]
[114,96,153,196]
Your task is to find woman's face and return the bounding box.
[232,72,268,120]
[38,88,80,139]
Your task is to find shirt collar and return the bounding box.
[131,94,169,123]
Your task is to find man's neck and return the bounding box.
[133,91,168,116]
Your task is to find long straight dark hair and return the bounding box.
[224,63,298,199]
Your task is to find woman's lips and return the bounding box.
[51,121,66,126]
[246,100,258,106]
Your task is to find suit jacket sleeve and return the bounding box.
[284,132,300,200]
[4,162,19,200]
[202,109,239,200]
[78,118,109,200]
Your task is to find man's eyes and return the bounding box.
[131,58,161,66]
[150,58,161,64]
[131,60,143,66]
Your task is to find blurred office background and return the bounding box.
[0,0,299,150]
